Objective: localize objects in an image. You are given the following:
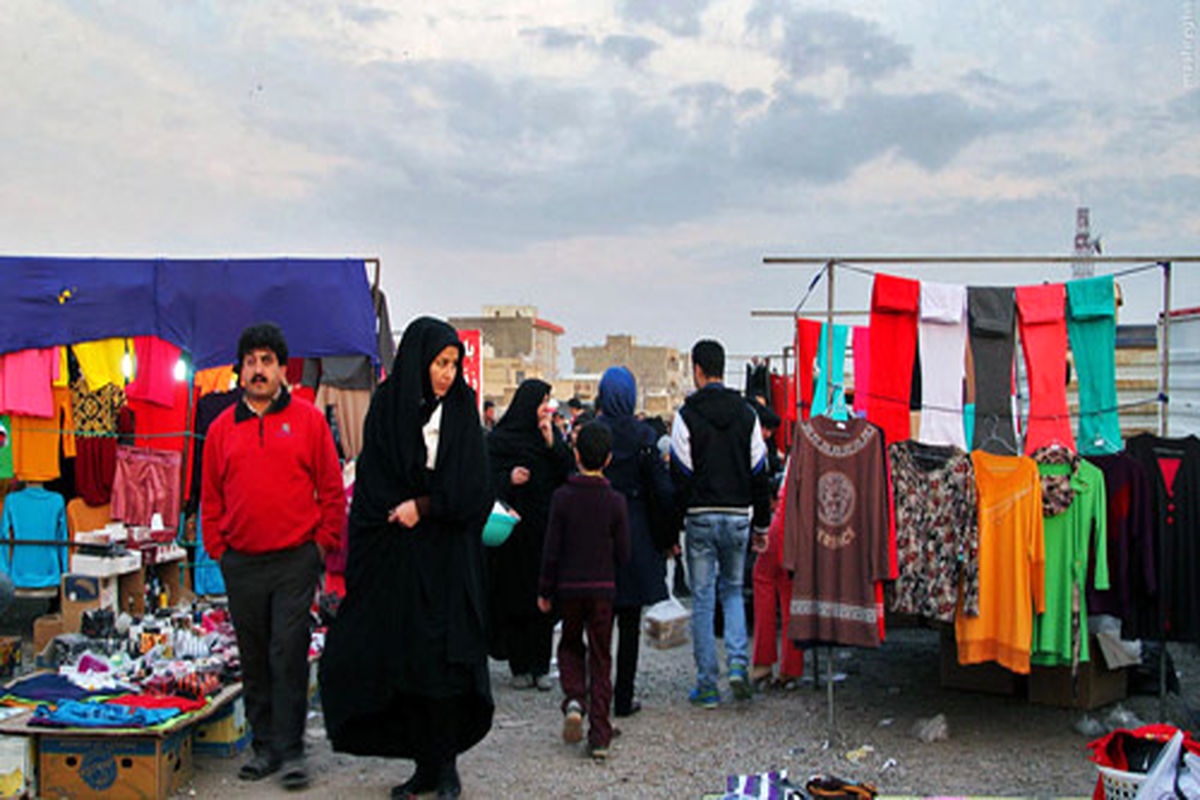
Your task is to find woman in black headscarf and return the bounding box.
[320,317,493,800]
[486,378,572,689]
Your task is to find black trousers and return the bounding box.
[613,605,641,715]
[221,542,321,762]
[506,613,555,677]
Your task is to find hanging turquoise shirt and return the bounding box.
[1066,276,1121,455]
[812,323,849,420]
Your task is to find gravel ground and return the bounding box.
[184,623,1199,799]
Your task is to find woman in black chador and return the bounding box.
[320,317,493,800]
[486,379,572,689]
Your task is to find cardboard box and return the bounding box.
[60,574,119,634]
[0,638,20,681]
[33,614,65,654]
[39,729,192,800]
[938,626,1021,696]
[70,551,141,578]
[0,734,35,799]
[1028,637,1129,710]
[192,697,248,758]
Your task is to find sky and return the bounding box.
[3,1,1199,376]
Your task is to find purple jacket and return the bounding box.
[539,475,631,600]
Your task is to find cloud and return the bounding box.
[339,4,390,26]
[521,26,659,67]
[521,26,590,51]
[746,5,911,83]
[618,0,713,38]
[601,35,660,67]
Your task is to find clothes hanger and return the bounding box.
[976,417,1018,456]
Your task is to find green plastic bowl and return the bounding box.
[482,504,518,547]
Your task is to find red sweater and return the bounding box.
[201,389,344,560]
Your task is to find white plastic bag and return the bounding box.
[1135,730,1184,800]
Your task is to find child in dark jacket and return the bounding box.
[538,422,631,759]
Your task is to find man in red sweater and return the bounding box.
[202,323,344,791]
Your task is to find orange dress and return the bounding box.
[955,451,1045,673]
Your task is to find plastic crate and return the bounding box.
[1097,763,1146,800]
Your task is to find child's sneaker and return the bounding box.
[587,742,609,761]
[729,662,753,701]
[687,685,719,709]
[562,700,584,743]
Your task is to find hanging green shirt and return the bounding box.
[0,415,11,479]
[1031,458,1109,666]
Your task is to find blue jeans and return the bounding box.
[685,512,750,691]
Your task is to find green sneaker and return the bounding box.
[729,662,753,701]
[688,686,719,709]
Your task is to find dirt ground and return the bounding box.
[184,625,1199,799]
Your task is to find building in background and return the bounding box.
[448,305,565,409]
[572,334,689,418]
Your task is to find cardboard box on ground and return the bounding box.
[38,729,192,800]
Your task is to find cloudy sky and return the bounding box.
[3,1,1199,374]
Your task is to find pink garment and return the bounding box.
[852,326,870,415]
[752,475,804,677]
[0,348,58,418]
[126,337,182,408]
[1016,284,1075,454]
[795,319,822,420]
[111,445,182,527]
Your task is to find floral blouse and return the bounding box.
[887,440,980,621]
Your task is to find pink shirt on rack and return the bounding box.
[0,348,58,418]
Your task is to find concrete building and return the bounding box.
[572,334,689,418]
[449,305,565,409]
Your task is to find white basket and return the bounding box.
[1096,764,1147,800]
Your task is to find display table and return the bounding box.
[0,683,241,800]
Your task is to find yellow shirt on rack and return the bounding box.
[73,338,129,391]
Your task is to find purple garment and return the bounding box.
[538,475,631,601]
[2,673,115,704]
[1085,453,1156,635]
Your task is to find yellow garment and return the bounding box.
[10,414,61,482]
[194,365,236,396]
[54,387,75,459]
[73,338,129,391]
[955,451,1045,674]
[52,346,69,388]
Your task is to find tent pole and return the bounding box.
[825,261,836,409]
[1158,261,1172,722]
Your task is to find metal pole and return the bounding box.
[826,645,836,743]
[825,260,836,409]
[1157,263,1172,718]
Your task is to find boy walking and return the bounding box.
[538,423,631,759]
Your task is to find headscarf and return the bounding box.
[350,317,491,529]
[488,378,552,463]
[597,366,637,418]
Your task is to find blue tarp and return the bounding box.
[0,257,378,368]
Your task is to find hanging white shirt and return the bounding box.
[918,282,967,449]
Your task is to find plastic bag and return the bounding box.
[1135,730,1183,800]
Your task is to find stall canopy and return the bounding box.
[0,257,379,367]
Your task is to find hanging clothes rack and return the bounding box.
[756,254,1200,739]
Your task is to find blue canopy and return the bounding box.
[0,257,378,368]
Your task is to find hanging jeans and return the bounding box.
[811,323,849,419]
[968,287,1018,454]
[918,283,968,448]
[1067,275,1121,455]
[1017,284,1075,454]
[867,274,919,445]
